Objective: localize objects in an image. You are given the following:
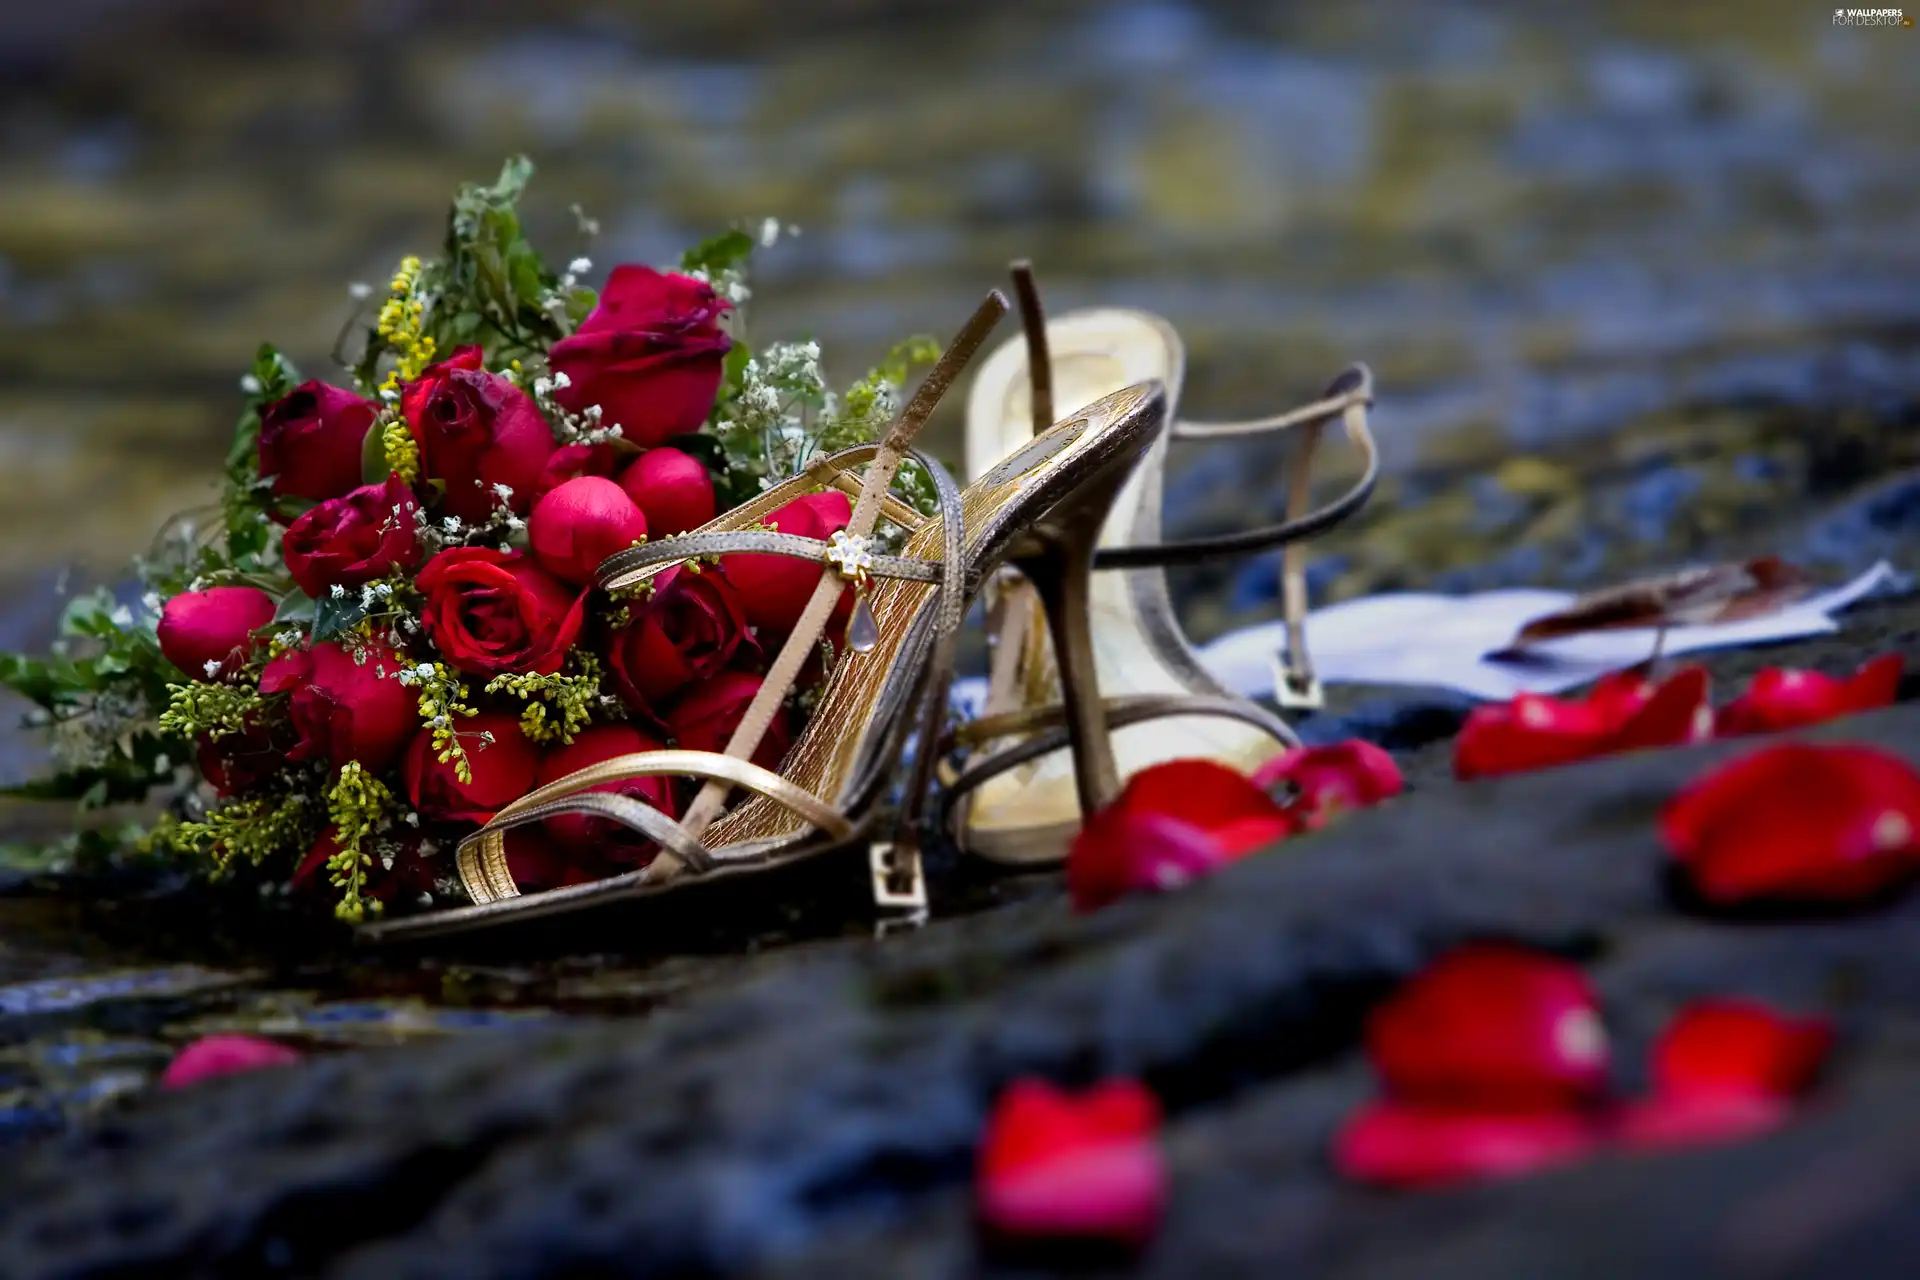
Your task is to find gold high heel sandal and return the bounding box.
[360,289,1168,943]
[943,263,1382,865]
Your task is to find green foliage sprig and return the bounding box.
[325,762,394,922]
[484,653,604,744]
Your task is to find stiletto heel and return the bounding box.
[944,263,1378,864]
[1007,467,1134,818]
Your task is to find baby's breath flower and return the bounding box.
[239,374,263,395]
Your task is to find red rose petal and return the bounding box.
[1613,1091,1790,1152]
[1109,758,1294,831]
[1716,655,1904,737]
[1333,1100,1601,1188]
[977,1079,1165,1249]
[1661,743,1920,905]
[160,1034,302,1089]
[1068,810,1236,912]
[1367,944,1610,1111]
[1609,665,1714,752]
[1067,760,1298,911]
[1454,667,1710,781]
[1252,740,1404,827]
[1649,1000,1832,1100]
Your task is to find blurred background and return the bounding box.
[2,0,1917,644]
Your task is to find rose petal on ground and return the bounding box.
[1661,743,1920,906]
[1068,759,1299,910]
[1110,757,1295,830]
[160,1034,302,1089]
[1333,1100,1602,1188]
[1650,1000,1832,1099]
[1716,654,1904,737]
[1068,810,1237,912]
[1252,740,1405,827]
[1367,944,1610,1110]
[1609,665,1714,752]
[978,1079,1165,1249]
[1455,667,1712,781]
[1613,1091,1791,1151]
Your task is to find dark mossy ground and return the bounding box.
[4,618,1920,1276]
[4,1,1920,1274]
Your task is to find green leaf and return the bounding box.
[361,421,393,486]
[312,593,369,642]
[680,229,754,277]
[274,586,317,623]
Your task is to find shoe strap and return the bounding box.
[1093,364,1377,568]
[936,692,1301,805]
[453,747,858,903]
[674,292,1009,845]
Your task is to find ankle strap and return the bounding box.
[936,692,1301,808]
[1092,364,1377,568]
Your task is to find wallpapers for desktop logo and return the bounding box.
[1832,7,1914,24]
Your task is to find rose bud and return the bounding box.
[291,826,440,904]
[532,441,621,502]
[529,476,649,587]
[606,565,755,713]
[260,642,415,773]
[619,446,716,536]
[157,586,277,681]
[666,669,795,773]
[721,490,854,636]
[258,380,379,509]
[281,475,422,598]
[416,546,586,677]
[548,266,731,448]
[402,346,557,522]
[535,723,679,861]
[402,710,539,824]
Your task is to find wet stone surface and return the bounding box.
[2,0,1920,1274]
[1,613,1919,1275]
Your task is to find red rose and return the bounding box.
[416,547,586,676]
[618,446,716,536]
[157,586,277,681]
[607,566,755,713]
[257,380,379,509]
[280,475,422,598]
[548,266,731,448]
[402,346,556,522]
[402,710,538,824]
[535,723,679,861]
[291,826,440,904]
[532,442,621,501]
[528,476,649,587]
[259,642,415,772]
[666,669,793,773]
[721,491,853,635]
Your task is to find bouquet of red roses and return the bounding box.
[0,158,939,921]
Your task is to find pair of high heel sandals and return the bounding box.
[362,265,1379,943]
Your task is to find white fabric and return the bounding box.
[1198,562,1905,702]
